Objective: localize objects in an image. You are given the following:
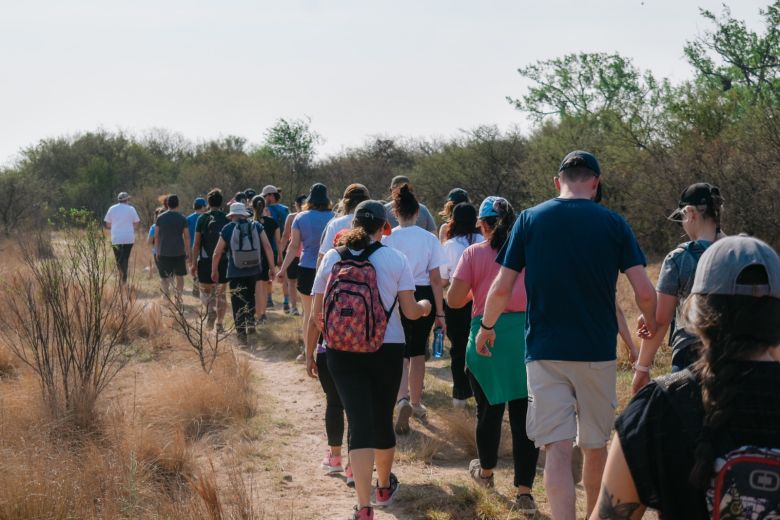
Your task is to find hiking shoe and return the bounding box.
[321,453,343,474]
[349,506,373,520]
[452,398,468,409]
[373,473,399,507]
[345,464,355,487]
[468,459,495,488]
[258,314,267,325]
[515,494,537,516]
[290,307,301,316]
[411,402,428,419]
[394,398,412,435]
[237,332,248,345]
[283,302,290,312]
[266,297,274,308]
[215,323,225,335]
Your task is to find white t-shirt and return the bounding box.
[319,213,354,255]
[313,243,415,344]
[103,203,140,245]
[383,225,446,286]
[440,233,484,280]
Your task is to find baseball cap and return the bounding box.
[343,183,369,200]
[668,183,722,222]
[479,196,509,219]
[244,188,257,199]
[354,200,387,221]
[193,197,207,210]
[261,185,280,197]
[692,235,780,299]
[117,192,131,202]
[447,188,469,204]
[390,175,410,189]
[452,203,477,225]
[227,202,251,218]
[559,150,601,177]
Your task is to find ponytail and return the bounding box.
[482,198,515,250]
[392,183,419,220]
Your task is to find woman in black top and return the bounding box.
[591,236,780,519]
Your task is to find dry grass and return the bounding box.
[0,342,16,379]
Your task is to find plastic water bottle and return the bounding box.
[432,327,444,359]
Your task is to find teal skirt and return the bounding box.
[466,312,528,405]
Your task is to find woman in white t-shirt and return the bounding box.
[306,200,431,520]
[382,183,446,434]
[440,202,483,406]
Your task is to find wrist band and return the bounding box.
[479,320,495,331]
[633,363,651,373]
[436,314,445,318]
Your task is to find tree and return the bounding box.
[263,117,321,197]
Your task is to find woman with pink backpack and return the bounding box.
[305,200,432,520]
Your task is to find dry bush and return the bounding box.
[438,409,478,457]
[0,341,16,379]
[144,354,257,440]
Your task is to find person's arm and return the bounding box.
[473,266,519,356]
[616,304,638,364]
[438,224,447,243]
[132,208,141,231]
[273,227,281,259]
[305,292,324,378]
[277,228,301,278]
[211,238,226,282]
[631,293,677,395]
[429,268,446,330]
[280,213,295,261]
[624,265,657,339]
[259,231,276,279]
[182,227,191,265]
[398,290,432,320]
[446,278,472,309]
[190,231,201,276]
[588,435,646,520]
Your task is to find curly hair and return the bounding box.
[686,264,780,488]
[342,216,385,250]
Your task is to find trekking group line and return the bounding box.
[104,150,780,520]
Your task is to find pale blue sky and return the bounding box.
[0,0,769,165]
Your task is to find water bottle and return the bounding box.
[432,327,444,359]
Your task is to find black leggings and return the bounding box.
[469,371,539,488]
[401,285,436,358]
[112,244,133,283]
[317,352,345,447]
[326,344,404,451]
[229,276,256,335]
[445,301,473,400]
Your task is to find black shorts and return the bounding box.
[255,268,270,282]
[401,285,437,358]
[296,266,316,296]
[157,255,187,278]
[197,257,227,284]
[286,256,300,280]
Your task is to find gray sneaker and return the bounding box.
[515,494,537,516]
[394,398,412,435]
[468,459,494,488]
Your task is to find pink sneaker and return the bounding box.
[373,472,399,507]
[349,506,373,520]
[321,452,343,474]
[345,464,355,487]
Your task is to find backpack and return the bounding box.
[322,242,397,353]
[230,221,262,269]
[657,371,780,519]
[201,211,228,259]
[668,240,711,344]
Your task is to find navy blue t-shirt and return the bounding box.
[497,198,646,362]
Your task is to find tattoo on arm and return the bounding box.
[597,487,641,519]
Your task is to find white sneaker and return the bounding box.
[394,398,412,434]
[411,402,428,419]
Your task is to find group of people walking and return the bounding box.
[103,149,780,520]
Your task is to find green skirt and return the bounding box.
[466,312,528,405]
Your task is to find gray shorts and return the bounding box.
[526,359,617,449]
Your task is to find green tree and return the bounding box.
[263,117,321,198]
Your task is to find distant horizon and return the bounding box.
[1,0,770,167]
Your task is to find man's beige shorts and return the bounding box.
[526,359,617,449]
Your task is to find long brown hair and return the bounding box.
[686,265,780,488]
[391,183,419,220]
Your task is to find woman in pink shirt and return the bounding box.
[446,196,540,516]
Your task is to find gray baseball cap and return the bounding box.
[692,235,780,299]
[354,200,387,221]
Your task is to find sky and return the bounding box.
[0,0,770,166]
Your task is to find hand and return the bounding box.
[435,315,446,331]
[631,370,651,396]
[418,299,432,317]
[627,344,639,364]
[637,313,657,339]
[305,355,318,379]
[211,270,219,283]
[190,263,197,277]
[268,267,277,280]
[474,327,496,357]
[275,269,285,282]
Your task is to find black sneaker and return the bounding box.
[283,302,290,312]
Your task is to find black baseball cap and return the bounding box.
[668,182,722,222]
[447,188,469,204]
[559,150,601,177]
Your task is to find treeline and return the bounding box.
[2,2,780,255]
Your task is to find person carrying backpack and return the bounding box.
[210,202,276,343]
[306,200,432,520]
[250,194,281,325]
[592,235,780,520]
[632,183,725,395]
[191,189,229,331]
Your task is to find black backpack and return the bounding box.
[200,211,228,259]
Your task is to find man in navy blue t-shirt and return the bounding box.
[474,151,658,520]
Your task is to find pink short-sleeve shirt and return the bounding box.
[452,240,527,317]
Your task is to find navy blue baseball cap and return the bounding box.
[559,150,601,177]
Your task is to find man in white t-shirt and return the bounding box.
[103,191,141,283]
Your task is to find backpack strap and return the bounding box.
[335,241,384,262]
[655,370,704,448]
